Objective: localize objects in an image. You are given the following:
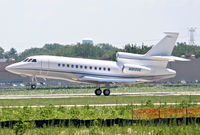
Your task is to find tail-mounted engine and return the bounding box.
[122,64,151,75]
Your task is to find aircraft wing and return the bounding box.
[77,76,149,84]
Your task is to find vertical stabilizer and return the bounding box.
[145,32,179,56]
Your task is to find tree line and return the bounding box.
[0,42,200,62]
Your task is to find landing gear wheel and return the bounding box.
[103,89,110,96]
[31,84,37,89]
[95,88,102,96]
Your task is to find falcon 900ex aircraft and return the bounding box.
[6,32,188,96]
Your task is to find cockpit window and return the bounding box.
[32,59,37,62]
[22,58,37,62]
[23,58,29,62]
[28,59,33,62]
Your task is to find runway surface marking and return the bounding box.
[0,91,200,99]
[0,102,200,108]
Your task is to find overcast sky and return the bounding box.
[0,0,200,52]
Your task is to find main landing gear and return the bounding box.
[103,89,110,96]
[95,88,110,96]
[95,88,102,96]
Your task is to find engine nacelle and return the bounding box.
[116,52,144,61]
[123,64,151,75]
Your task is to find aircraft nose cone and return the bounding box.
[5,62,28,75]
[5,63,19,73]
[5,65,12,72]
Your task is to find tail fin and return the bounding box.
[145,32,179,56]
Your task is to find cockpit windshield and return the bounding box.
[23,58,29,62]
[32,59,37,62]
[28,59,33,62]
[23,58,37,62]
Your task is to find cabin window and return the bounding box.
[67,64,69,67]
[80,65,83,69]
[62,64,65,67]
[32,59,37,62]
[58,63,61,67]
[90,66,92,70]
[94,67,97,70]
[71,65,74,68]
[99,67,101,70]
[108,68,111,71]
[76,65,78,68]
[103,67,106,71]
[84,66,87,69]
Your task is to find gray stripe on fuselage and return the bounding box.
[15,68,174,79]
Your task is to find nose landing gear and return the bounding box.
[30,76,37,89]
[31,84,37,89]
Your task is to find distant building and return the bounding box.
[166,59,200,83]
[82,38,93,44]
[184,53,196,59]
[0,58,7,62]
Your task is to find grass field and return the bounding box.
[0,105,131,121]
[0,124,200,135]
[0,105,200,135]
[0,84,200,134]
[0,98,199,135]
[0,104,200,121]
[0,95,199,106]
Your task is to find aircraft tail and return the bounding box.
[116,32,189,68]
[145,32,179,56]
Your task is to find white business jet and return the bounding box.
[5,32,188,96]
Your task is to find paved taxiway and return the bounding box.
[0,91,200,99]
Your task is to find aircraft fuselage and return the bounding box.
[6,55,176,84]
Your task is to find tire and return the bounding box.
[31,84,37,89]
[103,89,110,96]
[95,88,102,96]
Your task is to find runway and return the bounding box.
[0,91,200,99]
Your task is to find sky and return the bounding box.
[0,0,200,52]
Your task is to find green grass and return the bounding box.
[0,85,199,134]
[0,124,200,135]
[1,104,199,121]
[0,95,199,106]
[0,105,135,121]
[0,104,199,135]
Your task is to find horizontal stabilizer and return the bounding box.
[116,52,189,61]
[151,56,190,62]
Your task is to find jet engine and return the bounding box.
[122,64,151,75]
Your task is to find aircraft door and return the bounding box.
[41,58,49,76]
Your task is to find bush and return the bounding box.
[13,121,30,135]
